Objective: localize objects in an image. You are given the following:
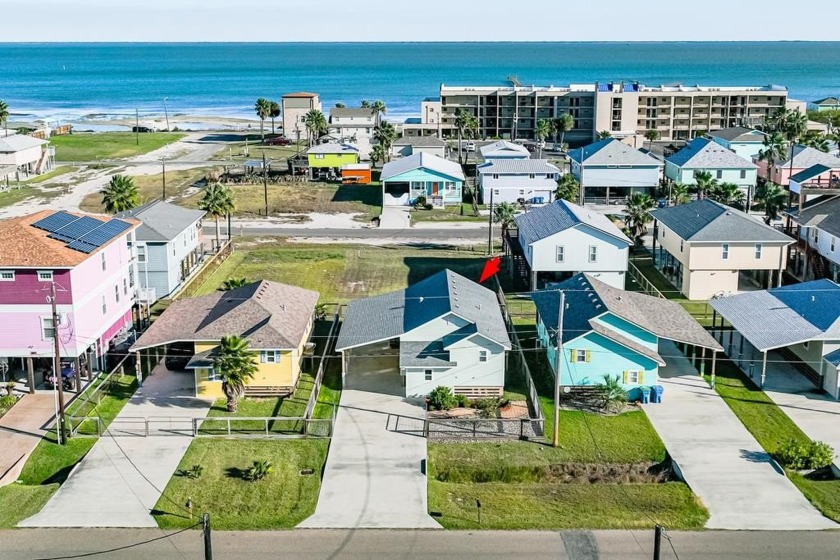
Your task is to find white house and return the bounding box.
[391,136,448,159]
[480,140,530,162]
[708,127,768,161]
[329,107,376,158]
[665,137,758,195]
[115,200,206,302]
[335,269,511,399]
[477,159,560,205]
[511,200,631,290]
[0,134,54,181]
[567,138,662,204]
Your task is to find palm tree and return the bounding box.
[707,182,746,210]
[302,109,328,146]
[454,109,478,165]
[624,192,655,245]
[198,183,235,250]
[758,132,788,187]
[360,100,371,108]
[213,335,258,412]
[0,100,8,137]
[693,170,717,200]
[370,100,387,125]
[100,175,139,213]
[554,174,580,202]
[369,144,386,167]
[597,130,612,141]
[334,102,346,108]
[254,98,271,143]
[535,119,552,158]
[268,101,281,135]
[493,201,518,251]
[643,129,660,152]
[553,113,575,150]
[765,107,788,134]
[754,183,788,224]
[670,183,691,205]
[220,277,248,291]
[373,121,397,162]
[802,130,830,152]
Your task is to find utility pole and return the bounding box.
[653,525,662,560]
[49,282,67,444]
[553,290,565,448]
[487,187,494,255]
[163,97,170,132]
[135,109,139,146]
[202,513,213,560]
[161,159,166,199]
[262,152,269,216]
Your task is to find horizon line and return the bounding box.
[1,40,838,45]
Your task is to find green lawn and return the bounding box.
[0,484,60,529]
[22,166,77,184]
[428,480,708,530]
[51,132,186,161]
[628,251,713,326]
[79,168,207,213]
[411,204,486,223]
[193,241,495,303]
[705,355,840,522]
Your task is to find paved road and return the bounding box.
[20,367,211,528]
[300,364,439,529]
[4,528,840,560]
[643,341,835,530]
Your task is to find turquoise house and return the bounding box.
[381,152,465,208]
[532,274,721,400]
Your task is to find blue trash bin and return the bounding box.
[652,385,664,403]
[640,387,651,404]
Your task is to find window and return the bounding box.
[137,246,146,263]
[207,368,218,382]
[722,243,729,260]
[424,369,433,381]
[529,173,535,179]
[716,170,723,179]
[740,170,747,179]
[492,173,499,179]
[832,237,837,252]
[518,189,525,195]
[815,230,820,243]
[41,317,55,340]
[260,350,280,364]
[803,341,810,350]
[115,284,120,303]
[680,240,684,253]
[123,278,128,295]
[493,189,500,196]
[101,295,107,315]
[624,370,641,384]
[0,271,14,281]
[315,154,325,159]
[101,253,106,272]
[572,349,588,363]
[755,244,762,259]
[588,245,598,263]
[479,350,488,362]
[555,245,565,263]
[37,271,53,282]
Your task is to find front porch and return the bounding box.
[382,179,461,208]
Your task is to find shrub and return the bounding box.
[776,439,835,470]
[0,395,17,410]
[413,196,427,209]
[428,386,457,411]
[178,464,204,479]
[243,459,273,482]
[597,375,627,410]
[808,441,835,470]
[473,398,499,418]
[455,394,471,408]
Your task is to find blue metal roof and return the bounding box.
[770,280,840,332]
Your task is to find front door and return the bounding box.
[432,182,440,196]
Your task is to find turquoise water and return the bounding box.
[2,42,839,122]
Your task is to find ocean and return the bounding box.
[2,42,840,128]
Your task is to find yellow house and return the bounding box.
[307,143,360,180]
[130,280,319,398]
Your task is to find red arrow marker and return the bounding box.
[479,256,501,283]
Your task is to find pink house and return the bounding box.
[755,145,840,186]
[0,210,139,390]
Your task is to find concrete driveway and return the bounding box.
[19,366,211,528]
[379,206,411,229]
[643,340,835,530]
[0,393,56,486]
[299,365,440,529]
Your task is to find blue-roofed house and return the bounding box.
[510,200,630,290]
[532,274,721,399]
[381,152,465,208]
[567,138,662,204]
[335,269,511,399]
[650,199,793,300]
[709,279,840,398]
[664,138,758,195]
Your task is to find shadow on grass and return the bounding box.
[224,466,247,480]
[331,184,381,206]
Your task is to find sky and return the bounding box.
[0,0,835,42]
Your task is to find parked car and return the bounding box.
[464,142,476,152]
[131,126,156,133]
[267,136,291,146]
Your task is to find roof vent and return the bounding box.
[477,303,482,310]
[617,296,622,301]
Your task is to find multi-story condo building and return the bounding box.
[437,82,793,144]
[282,92,322,142]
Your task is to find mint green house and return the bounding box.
[307,143,360,180]
[381,152,465,208]
[532,274,721,400]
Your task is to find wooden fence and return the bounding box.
[304,307,342,421]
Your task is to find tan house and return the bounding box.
[650,200,793,300]
[282,92,321,142]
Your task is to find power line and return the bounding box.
[32,522,200,560]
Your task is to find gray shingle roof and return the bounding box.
[335,269,510,351]
[130,280,319,351]
[380,152,465,182]
[394,136,447,147]
[307,143,360,155]
[399,341,457,368]
[707,127,766,143]
[0,134,48,153]
[568,138,662,167]
[814,97,840,106]
[478,159,561,175]
[330,107,375,120]
[709,280,840,351]
[514,200,630,248]
[650,199,793,243]
[787,195,840,238]
[115,200,205,242]
[531,274,721,350]
[480,140,530,158]
[666,138,757,169]
[775,145,840,169]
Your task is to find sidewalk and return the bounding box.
[643,340,835,530]
[0,393,56,486]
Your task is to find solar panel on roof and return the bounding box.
[48,216,105,243]
[32,211,78,233]
[75,219,132,249]
[66,239,98,254]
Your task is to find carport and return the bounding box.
[339,342,403,396]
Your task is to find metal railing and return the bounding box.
[387,413,544,440]
[303,308,341,421]
[628,260,665,299]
